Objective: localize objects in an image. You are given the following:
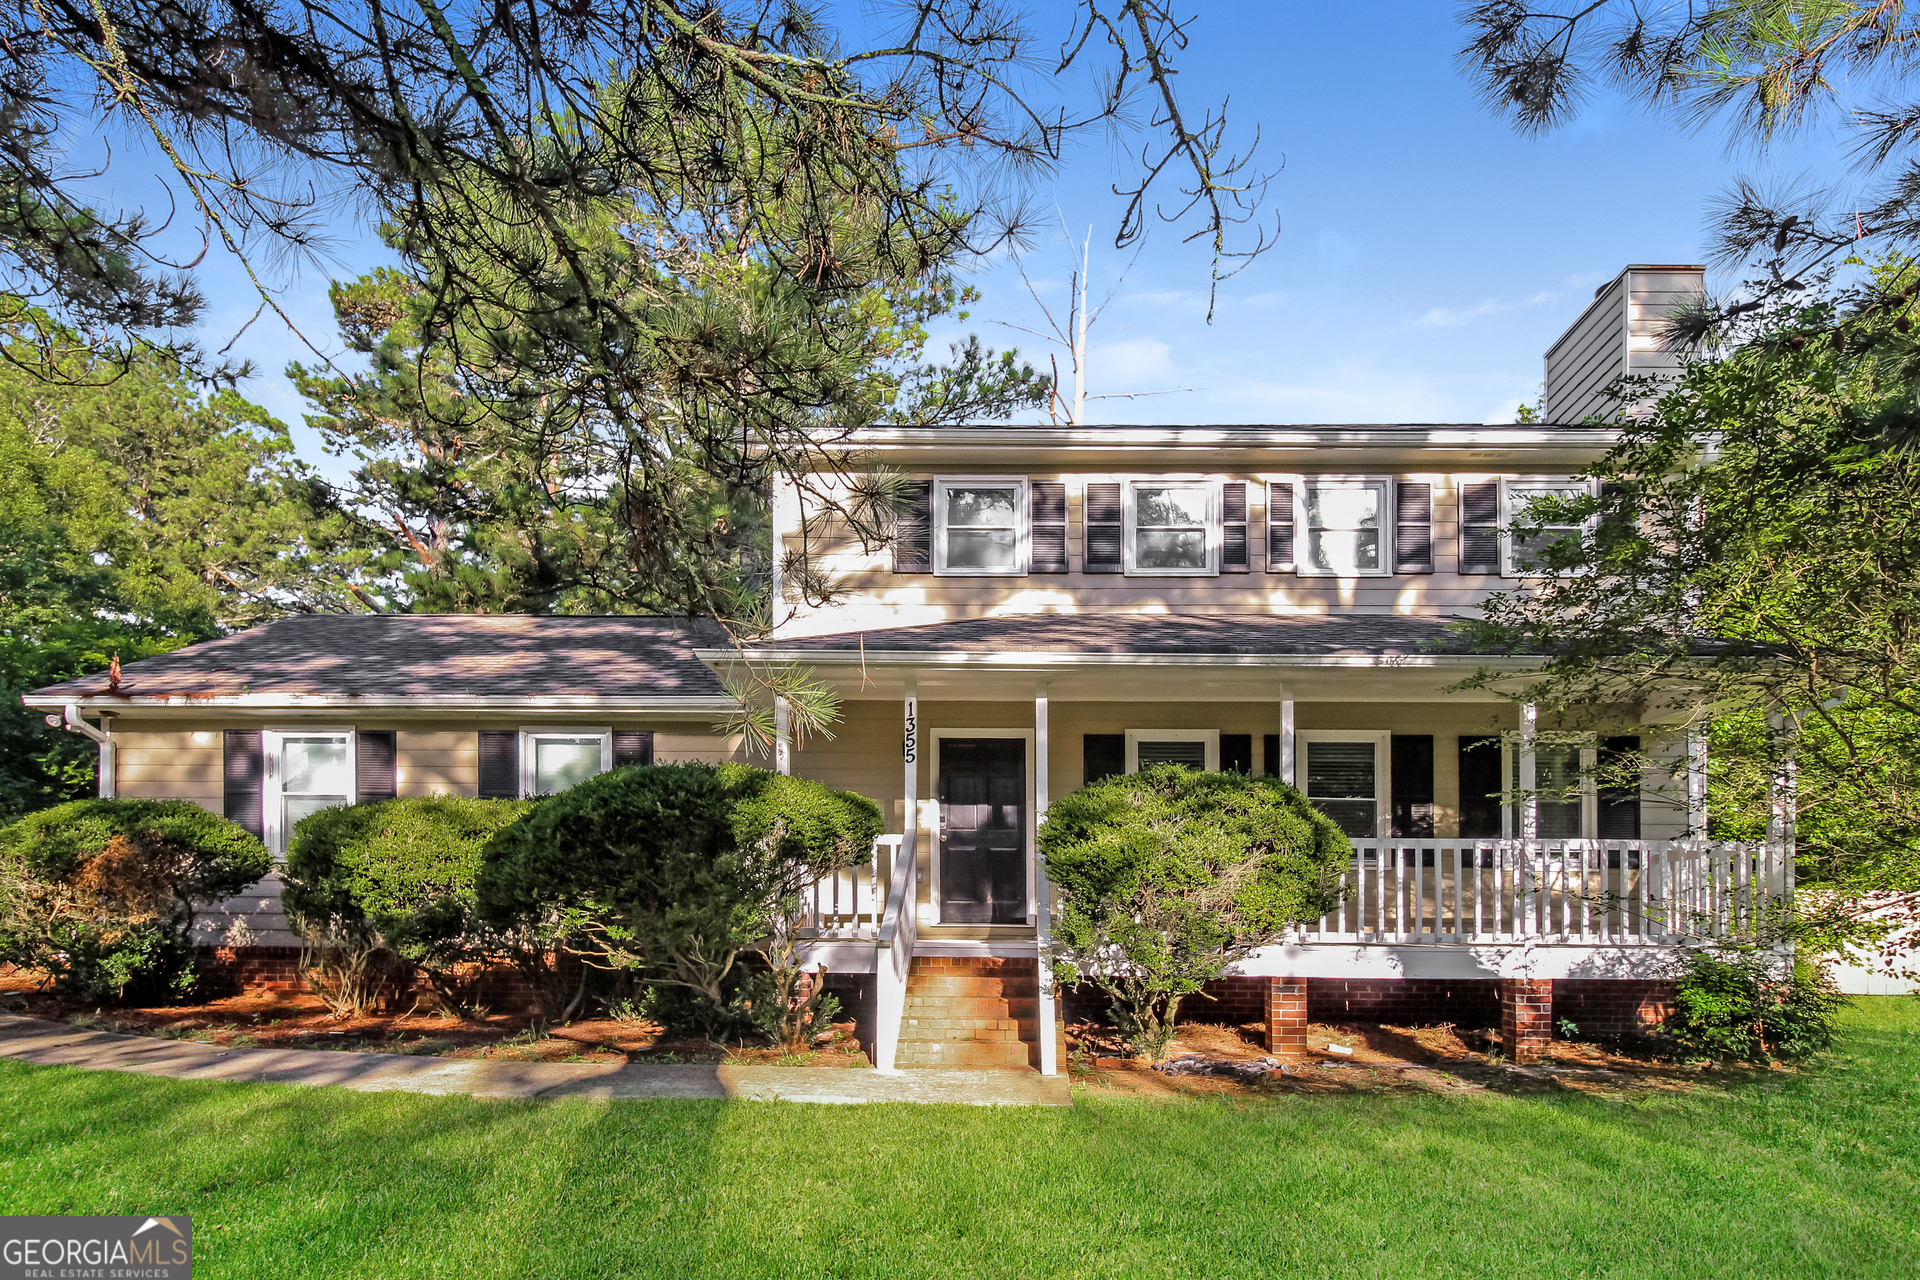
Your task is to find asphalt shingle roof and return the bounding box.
[29,614,732,700]
[766,613,1488,657]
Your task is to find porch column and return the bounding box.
[902,680,918,872]
[1499,977,1554,1063]
[1278,685,1295,786]
[1033,681,1059,1076]
[1518,702,1539,841]
[1265,978,1307,1061]
[1686,726,1709,839]
[774,696,792,775]
[1767,711,1798,907]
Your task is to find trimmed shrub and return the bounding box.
[478,762,883,1038]
[0,799,269,1002]
[1040,765,1349,1059]
[1661,948,1849,1062]
[282,794,537,1016]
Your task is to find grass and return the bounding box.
[0,999,1915,1279]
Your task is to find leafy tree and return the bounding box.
[0,318,354,818]
[1452,281,1920,967]
[1039,766,1348,1060]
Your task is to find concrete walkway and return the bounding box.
[0,1016,1071,1107]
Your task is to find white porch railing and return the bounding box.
[869,834,916,1071]
[797,838,888,939]
[1310,838,1792,945]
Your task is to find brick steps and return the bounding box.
[895,956,1062,1070]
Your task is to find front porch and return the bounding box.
[725,615,1784,1073]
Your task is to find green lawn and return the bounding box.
[2,999,1915,1279]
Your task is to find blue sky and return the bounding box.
[130,1,1847,459]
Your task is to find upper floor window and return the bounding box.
[1503,479,1591,576]
[1300,478,1389,577]
[1124,480,1218,575]
[934,478,1028,575]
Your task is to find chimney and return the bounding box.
[1543,264,1705,423]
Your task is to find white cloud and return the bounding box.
[1089,336,1176,387]
[1413,288,1563,329]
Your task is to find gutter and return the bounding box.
[21,693,740,713]
[696,647,1542,671]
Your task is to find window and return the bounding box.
[934,478,1027,575]
[262,728,355,852]
[1504,479,1591,576]
[523,730,610,797]
[1300,479,1390,576]
[1299,731,1390,839]
[1500,733,1646,840]
[1125,481,1217,575]
[1124,729,1219,773]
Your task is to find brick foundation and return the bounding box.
[1500,978,1555,1063]
[1264,979,1307,1060]
[1309,979,1502,1028]
[1554,979,1674,1039]
[195,945,302,995]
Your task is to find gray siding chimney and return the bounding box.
[1544,264,1704,423]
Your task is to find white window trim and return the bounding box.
[1501,733,1599,840]
[262,726,356,855]
[1123,478,1221,577]
[1294,475,1394,578]
[1501,475,1596,578]
[1296,729,1392,840]
[933,476,1030,577]
[1124,729,1221,773]
[519,726,613,798]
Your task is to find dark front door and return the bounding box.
[939,738,1028,925]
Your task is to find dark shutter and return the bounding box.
[1458,735,1503,838]
[1459,482,1502,575]
[892,480,933,573]
[223,730,264,839]
[1084,482,1123,574]
[478,730,520,800]
[1221,482,1249,573]
[1030,481,1068,573]
[1083,734,1125,785]
[1263,733,1282,780]
[1391,735,1435,837]
[1220,733,1253,774]
[355,730,397,803]
[1598,735,1642,838]
[1394,481,1434,574]
[1266,481,1295,572]
[613,730,655,769]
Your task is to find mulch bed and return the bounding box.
[0,967,871,1068]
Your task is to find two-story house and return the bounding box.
[26,265,1786,1070]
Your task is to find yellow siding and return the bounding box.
[114,727,223,810]
[397,731,476,797]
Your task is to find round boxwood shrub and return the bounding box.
[282,794,538,1015]
[0,798,269,1002]
[478,762,883,1036]
[1040,765,1350,1059]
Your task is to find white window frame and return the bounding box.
[1501,476,1595,578]
[1296,730,1392,840]
[933,476,1030,576]
[1124,729,1221,773]
[262,726,356,855]
[1501,733,1599,839]
[1123,478,1221,577]
[1295,476,1394,578]
[519,726,613,798]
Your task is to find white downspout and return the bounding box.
[52,704,114,798]
[1033,680,1058,1075]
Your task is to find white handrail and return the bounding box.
[1309,838,1788,946]
[870,834,915,1071]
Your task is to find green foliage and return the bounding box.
[0,799,269,1002]
[281,795,538,1014]
[0,313,357,820]
[1663,949,1850,1063]
[1040,766,1349,1059]
[477,763,881,1034]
